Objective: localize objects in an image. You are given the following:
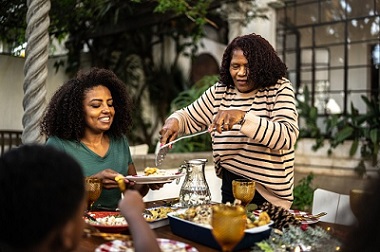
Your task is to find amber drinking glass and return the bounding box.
[211,204,246,252]
[349,189,372,221]
[232,179,255,207]
[85,177,102,211]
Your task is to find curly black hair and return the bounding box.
[0,144,84,250]
[40,67,133,141]
[219,33,287,89]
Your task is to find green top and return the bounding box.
[46,135,133,209]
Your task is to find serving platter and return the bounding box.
[125,172,184,184]
[169,209,273,234]
[144,206,175,229]
[167,209,272,250]
[95,238,199,252]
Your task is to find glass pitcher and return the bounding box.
[178,158,211,207]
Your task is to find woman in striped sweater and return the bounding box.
[159,33,299,209]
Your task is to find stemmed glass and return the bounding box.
[85,177,102,211]
[232,179,255,207]
[211,204,246,252]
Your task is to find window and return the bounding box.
[275,0,380,115]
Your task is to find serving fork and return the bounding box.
[293,211,327,221]
[155,130,209,166]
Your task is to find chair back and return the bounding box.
[0,130,23,156]
[312,188,356,225]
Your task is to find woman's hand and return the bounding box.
[148,183,165,190]
[92,169,134,189]
[210,109,246,133]
[159,118,180,146]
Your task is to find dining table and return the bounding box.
[76,198,352,252]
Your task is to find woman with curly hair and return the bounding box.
[41,67,162,210]
[159,33,299,209]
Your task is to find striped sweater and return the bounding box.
[169,78,299,209]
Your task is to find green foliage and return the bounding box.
[167,75,218,153]
[297,86,380,176]
[292,173,314,211]
[170,75,218,112]
[296,86,325,150]
[1,0,267,152]
[252,225,340,252]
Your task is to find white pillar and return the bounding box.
[22,0,51,144]
[225,0,277,47]
[242,0,277,47]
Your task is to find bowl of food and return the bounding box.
[168,204,273,250]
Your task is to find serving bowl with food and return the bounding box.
[167,204,273,250]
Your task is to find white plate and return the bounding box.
[125,173,184,184]
[95,238,198,252]
[288,209,320,225]
[168,209,273,234]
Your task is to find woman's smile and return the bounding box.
[83,85,115,132]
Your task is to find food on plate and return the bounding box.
[86,213,127,226]
[144,207,174,222]
[115,175,126,191]
[246,211,271,228]
[175,204,271,229]
[95,238,194,252]
[176,204,211,225]
[144,167,164,176]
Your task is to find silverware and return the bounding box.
[155,130,209,166]
[143,209,153,217]
[293,211,327,221]
[84,212,98,223]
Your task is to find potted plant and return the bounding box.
[296,86,380,177]
[327,96,380,177]
[167,75,219,153]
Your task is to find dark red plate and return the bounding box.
[85,211,128,233]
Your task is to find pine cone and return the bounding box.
[260,202,301,229]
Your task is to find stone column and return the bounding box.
[22,0,51,144]
[224,1,248,42]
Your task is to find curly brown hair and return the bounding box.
[40,67,133,141]
[219,33,287,89]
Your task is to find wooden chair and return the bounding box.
[0,130,23,156]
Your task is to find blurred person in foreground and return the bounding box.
[40,67,163,210]
[0,145,160,252]
[343,177,380,252]
[159,33,299,209]
[118,190,160,252]
[0,145,85,252]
